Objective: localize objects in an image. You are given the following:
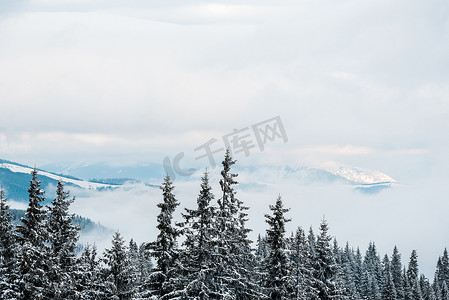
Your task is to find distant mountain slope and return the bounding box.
[41,160,397,186]
[0,159,117,189]
[1,158,397,201]
[0,159,118,203]
[41,161,165,183]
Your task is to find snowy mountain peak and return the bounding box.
[322,164,396,185]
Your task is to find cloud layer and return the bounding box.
[2,0,449,278]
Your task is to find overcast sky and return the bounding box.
[0,0,448,170]
[1,0,449,276]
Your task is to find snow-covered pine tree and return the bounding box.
[178,170,217,299]
[439,280,449,300]
[308,227,316,259]
[146,175,182,299]
[402,268,413,300]
[135,242,153,296]
[360,244,383,300]
[407,250,422,299]
[411,279,422,300]
[352,248,364,297]
[435,248,449,297]
[407,250,419,283]
[76,243,105,299]
[46,180,80,299]
[255,234,268,263]
[364,243,383,287]
[340,243,359,300]
[102,231,136,300]
[16,168,50,299]
[213,149,261,299]
[0,188,22,299]
[311,218,345,300]
[128,239,141,295]
[381,254,397,300]
[290,226,317,300]
[390,246,403,299]
[419,274,432,300]
[263,195,291,300]
[254,234,269,293]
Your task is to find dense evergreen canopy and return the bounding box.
[0,155,447,299]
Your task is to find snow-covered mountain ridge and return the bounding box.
[323,165,396,185]
[0,158,397,202]
[0,161,116,190]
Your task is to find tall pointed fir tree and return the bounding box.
[419,275,432,300]
[146,175,181,299]
[353,248,364,297]
[16,168,50,299]
[0,188,21,299]
[381,254,397,300]
[213,149,260,299]
[390,246,403,299]
[340,243,359,300]
[407,250,419,283]
[178,170,217,299]
[402,268,413,300]
[128,239,140,290]
[308,227,316,259]
[311,218,345,300]
[255,234,269,290]
[290,226,317,299]
[76,243,105,299]
[407,250,422,298]
[102,231,135,300]
[263,195,291,300]
[439,280,449,300]
[440,249,449,285]
[435,248,449,299]
[255,234,269,262]
[135,242,153,297]
[46,180,80,299]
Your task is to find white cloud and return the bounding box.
[1,0,449,277]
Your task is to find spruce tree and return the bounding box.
[308,227,316,259]
[391,246,403,299]
[311,218,345,300]
[407,250,421,299]
[179,170,217,299]
[76,244,105,299]
[364,243,382,286]
[46,180,80,299]
[213,149,260,299]
[340,243,359,300]
[435,248,449,297]
[0,188,21,299]
[419,275,432,300]
[353,248,364,297]
[102,231,135,300]
[263,195,291,300]
[403,268,413,300]
[134,242,153,297]
[382,254,397,300]
[290,226,317,299]
[16,168,50,299]
[146,175,181,299]
[440,281,449,300]
[255,234,269,263]
[408,250,419,283]
[128,239,139,285]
